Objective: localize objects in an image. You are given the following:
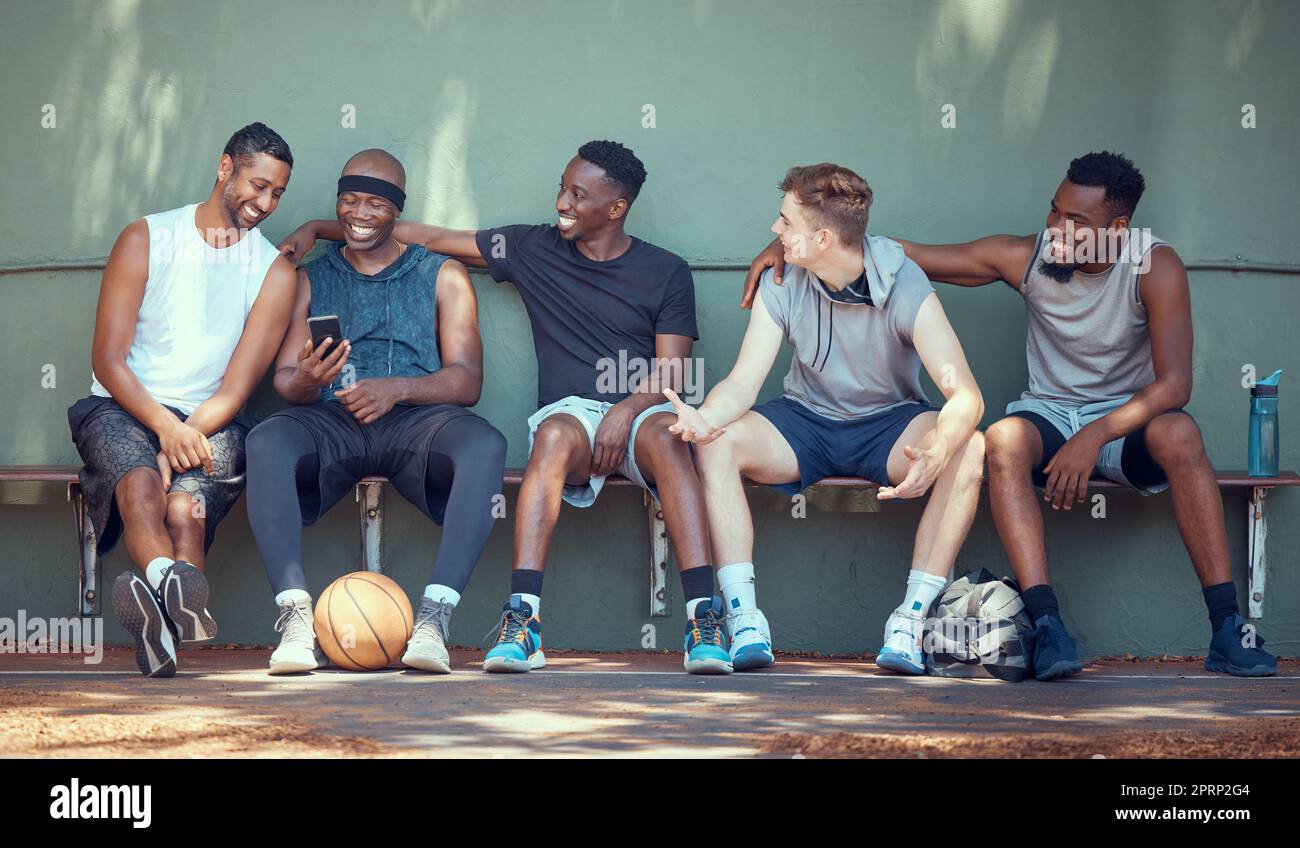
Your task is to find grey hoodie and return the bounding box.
[758,235,935,420]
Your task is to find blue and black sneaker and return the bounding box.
[483,595,545,673]
[1029,614,1084,681]
[684,596,733,675]
[1205,614,1276,677]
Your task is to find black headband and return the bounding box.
[337,175,406,211]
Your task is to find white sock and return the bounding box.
[902,569,947,616]
[275,589,311,607]
[717,562,757,615]
[512,593,541,618]
[685,597,712,619]
[145,557,174,592]
[424,584,461,607]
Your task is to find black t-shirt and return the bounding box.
[475,224,698,406]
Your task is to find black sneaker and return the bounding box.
[160,561,217,643]
[112,571,178,678]
[1205,614,1276,677]
[1030,614,1084,681]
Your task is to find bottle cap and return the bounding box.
[1252,369,1282,396]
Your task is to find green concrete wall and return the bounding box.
[2,0,1297,657]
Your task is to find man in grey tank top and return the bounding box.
[745,151,1275,680]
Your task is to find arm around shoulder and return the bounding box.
[897,234,1037,289]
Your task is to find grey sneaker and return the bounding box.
[159,561,217,643]
[112,571,177,678]
[269,596,325,675]
[402,598,453,673]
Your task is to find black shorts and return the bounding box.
[258,401,482,526]
[1008,410,1170,490]
[67,394,252,555]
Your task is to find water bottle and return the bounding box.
[1248,369,1282,478]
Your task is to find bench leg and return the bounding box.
[1247,486,1268,620]
[68,483,99,616]
[646,492,669,617]
[357,481,385,573]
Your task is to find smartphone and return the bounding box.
[307,315,343,355]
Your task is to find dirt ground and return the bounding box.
[1,648,1297,758]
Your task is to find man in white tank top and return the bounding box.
[744,151,1276,681]
[68,123,298,677]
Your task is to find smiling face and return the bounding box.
[1040,178,1129,280]
[217,152,290,230]
[555,156,627,242]
[336,190,399,250]
[770,192,829,269]
[335,149,406,252]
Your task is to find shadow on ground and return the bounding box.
[2,649,1297,758]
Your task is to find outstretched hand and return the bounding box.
[663,389,726,445]
[877,444,944,500]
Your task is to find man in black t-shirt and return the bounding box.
[280,140,733,675]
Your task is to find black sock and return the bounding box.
[510,569,544,599]
[679,566,715,606]
[1202,582,1238,631]
[1021,584,1061,623]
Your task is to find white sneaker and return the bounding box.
[727,607,774,671]
[876,606,926,675]
[402,598,453,673]
[269,596,325,675]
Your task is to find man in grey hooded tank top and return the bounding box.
[671,163,988,676]
[747,151,1275,681]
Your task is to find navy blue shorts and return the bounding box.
[751,397,936,495]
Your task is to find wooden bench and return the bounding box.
[2,465,1296,620]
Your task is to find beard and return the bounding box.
[221,180,254,230]
[1037,258,1078,283]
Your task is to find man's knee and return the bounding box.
[985,417,1039,472]
[693,424,746,479]
[1145,411,1205,466]
[116,467,164,517]
[164,492,205,534]
[244,421,276,459]
[529,419,585,465]
[246,417,305,465]
[453,423,508,471]
[636,413,690,463]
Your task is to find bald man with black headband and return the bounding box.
[246,149,507,675]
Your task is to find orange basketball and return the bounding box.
[314,571,414,671]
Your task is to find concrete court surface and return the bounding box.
[1,648,1297,759]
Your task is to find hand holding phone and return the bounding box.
[300,314,351,388]
[308,315,343,356]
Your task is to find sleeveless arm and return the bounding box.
[90,219,179,434]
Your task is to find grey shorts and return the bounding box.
[527,395,675,507]
[67,394,252,555]
[1005,395,1170,495]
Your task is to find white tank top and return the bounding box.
[90,204,278,415]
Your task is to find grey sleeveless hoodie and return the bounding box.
[759,235,936,420]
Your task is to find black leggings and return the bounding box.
[246,413,507,595]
